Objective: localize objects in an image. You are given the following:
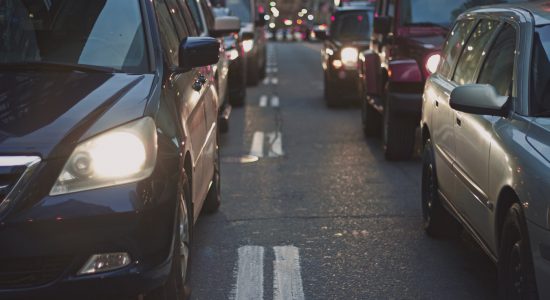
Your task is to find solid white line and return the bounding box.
[250,132,264,157]
[271,77,278,85]
[259,95,268,107]
[273,246,304,300]
[263,77,270,85]
[271,96,280,107]
[234,246,264,300]
[272,68,278,73]
[267,132,284,157]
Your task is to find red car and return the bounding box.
[358,0,527,160]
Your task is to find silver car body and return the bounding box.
[421,3,550,298]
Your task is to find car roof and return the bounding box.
[335,2,375,13]
[468,1,550,26]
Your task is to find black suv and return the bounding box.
[0,0,235,298]
[316,3,375,107]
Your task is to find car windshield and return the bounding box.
[0,0,148,73]
[531,25,550,114]
[226,0,251,23]
[400,0,524,28]
[330,11,373,41]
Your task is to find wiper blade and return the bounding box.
[0,61,120,73]
[403,22,449,30]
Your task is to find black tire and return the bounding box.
[324,73,339,108]
[229,86,246,107]
[362,97,381,137]
[421,139,460,238]
[498,203,538,300]
[259,49,267,79]
[146,181,192,300]
[203,135,221,214]
[247,56,260,86]
[383,99,416,160]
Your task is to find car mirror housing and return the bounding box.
[212,16,241,37]
[450,84,509,116]
[373,16,391,35]
[178,37,220,72]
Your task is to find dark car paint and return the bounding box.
[0,0,219,298]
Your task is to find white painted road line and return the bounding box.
[259,95,268,107]
[263,77,270,85]
[271,77,279,85]
[250,132,264,157]
[273,246,305,300]
[271,96,280,107]
[234,246,264,300]
[267,132,284,157]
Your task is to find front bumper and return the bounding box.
[0,177,178,299]
[326,68,360,99]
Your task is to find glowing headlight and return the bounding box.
[243,40,254,53]
[227,49,239,61]
[341,47,359,68]
[50,117,157,195]
[426,53,441,74]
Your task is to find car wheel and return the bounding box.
[362,97,381,137]
[229,83,246,107]
[146,181,192,300]
[498,203,538,300]
[203,137,221,214]
[383,99,416,160]
[421,139,460,238]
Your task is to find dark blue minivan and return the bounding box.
[0,0,230,298]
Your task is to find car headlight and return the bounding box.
[341,47,358,68]
[425,53,441,74]
[243,40,254,53]
[50,117,157,196]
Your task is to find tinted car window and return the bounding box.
[187,0,206,34]
[330,11,373,41]
[165,0,190,39]
[478,24,516,97]
[531,25,550,113]
[154,0,181,66]
[453,19,499,85]
[226,0,251,23]
[0,0,147,73]
[439,19,476,78]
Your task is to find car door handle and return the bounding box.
[456,117,462,126]
[435,100,439,107]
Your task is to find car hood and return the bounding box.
[0,71,154,159]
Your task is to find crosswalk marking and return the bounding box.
[250,132,264,157]
[271,96,280,107]
[267,132,284,157]
[273,246,305,300]
[259,95,279,108]
[234,246,264,300]
[259,95,268,107]
[249,131,284,158]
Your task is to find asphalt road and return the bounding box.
[190,41,497,300]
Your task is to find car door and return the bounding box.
[430,19,476,200]
[454,23,517,242]
[154,0,209,211]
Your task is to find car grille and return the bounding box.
[0,156,41,211]
[0,167,26,204]
[0,256,73,288]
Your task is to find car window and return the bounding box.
[200,0,215,30]
[154,0,181,66]
[330,11,372,41]
[477,24,516,97]
[180,1,200,36]
[165,0,190,39]
[187,0,206,35]
[438,19,476,79]
[453,19,499,85]
[532,24,550,113]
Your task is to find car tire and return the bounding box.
[498,203,538,300]
[146,180,192,300]
[383,99,416,160]
[421,138,460,238]
[362,97,381,137]
[324,74,338,108]
[259,49,267,79]
[247,56,260,86]
[229,85,246,107]
[203,136,221,214]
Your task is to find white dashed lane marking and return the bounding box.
[248,131,284,158]
[273,246,305,300]
[233,246,264,300]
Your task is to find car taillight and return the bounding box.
[425,53,441,75]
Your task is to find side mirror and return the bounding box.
[178,37,220,72]
[450,84,509,116]
[256,13,267,27]
[373,16,391,35]
[314,29,328,40]
[212,16,241,37]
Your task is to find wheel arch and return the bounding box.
[495,186,521,251]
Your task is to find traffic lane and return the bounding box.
[190,41,496,299]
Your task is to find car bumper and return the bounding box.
[527,221,550,300]
[0,179,178,299]
[327,68,360,98]
[228,57,245,94]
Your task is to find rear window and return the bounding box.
[330,10,373,41]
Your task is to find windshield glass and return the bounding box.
[0,0,148,73]
[226,0,251,23]
[400,0,523,28]
[330,11,373,41]
[532,25,550,114]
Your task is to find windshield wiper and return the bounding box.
[403,22,449,30]
[0,61,121,73]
